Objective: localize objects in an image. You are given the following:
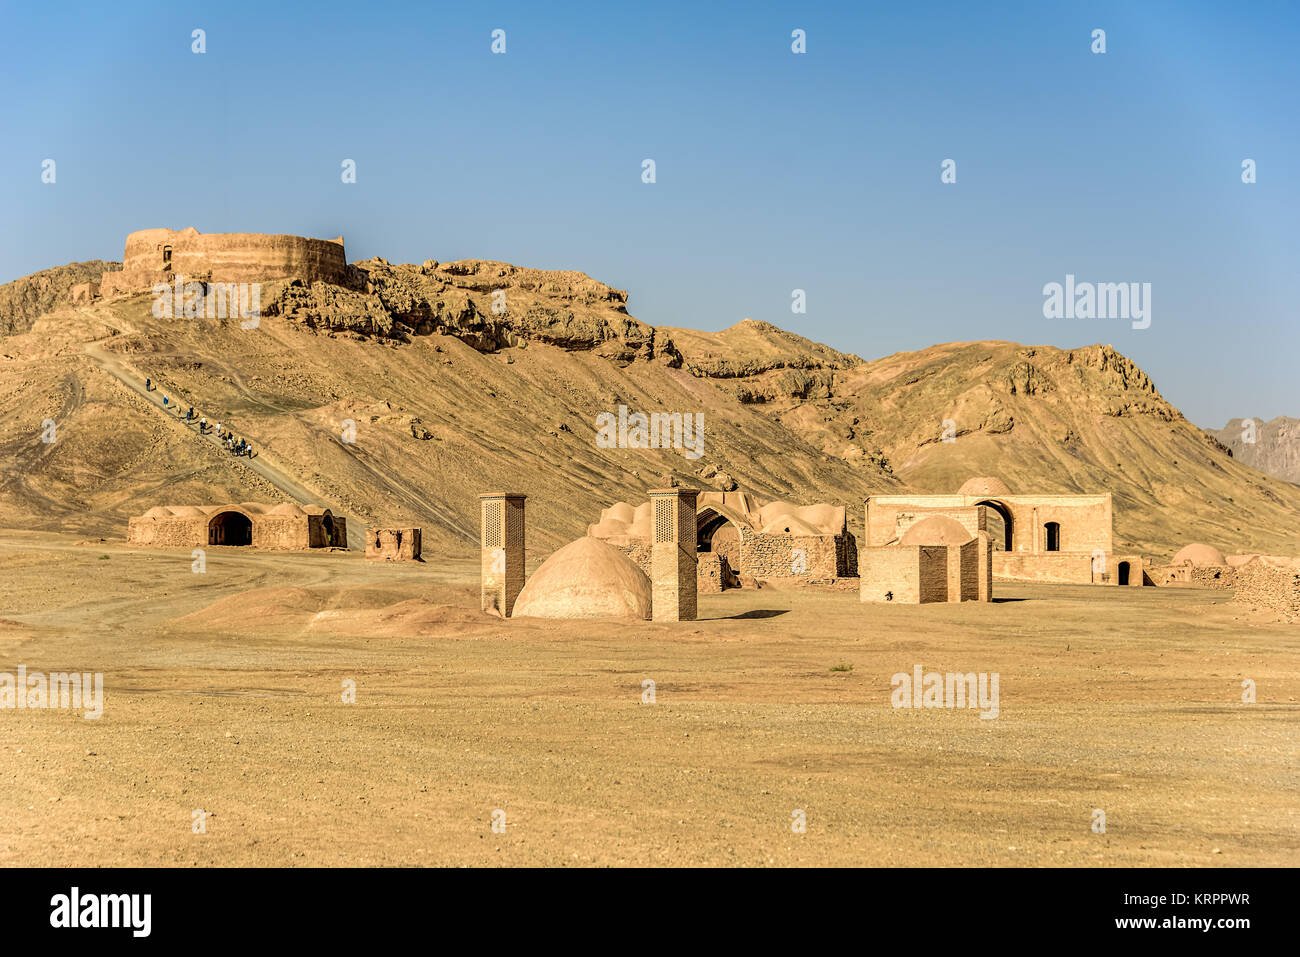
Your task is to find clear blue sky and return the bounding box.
[2,0,1296,428]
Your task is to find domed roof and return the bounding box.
[143,506,170,518]
[958,476,1011,497]
[1172,543,1227,567]
[512,537,653,620]
[169,506,207,517]
[760,515,821,536]
[900,516,974,546]
[270,503,305,516]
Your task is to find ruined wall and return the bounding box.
[697,553,727,594]
[126,516,206,547]
[741,533,840,579]
[367,528,422,561]
[1148,563,1233,588]
[100,228,347,296]
[1232,558,1300,619]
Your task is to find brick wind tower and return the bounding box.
[649,488,699,621]
[480,492,526,617]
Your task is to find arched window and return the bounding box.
[1044,522,1061,552]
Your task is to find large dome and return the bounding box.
[958,476,1011,497]
[1172,543,1227,567]
[512,537,653,620]
[900,516,974,546]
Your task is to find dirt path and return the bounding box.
[79,306,474,542]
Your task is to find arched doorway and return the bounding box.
[321,514,335,547]
[1117,561,1130,586]
[976,500,1013,551]
[697,507,745,577]
[209,510,252,546]
[1044,522,1061,552]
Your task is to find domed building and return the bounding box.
[512,537,653,620]
[1172,543,1228,567]
[956,476,1012,498]
[862,476,1146,587]
[127,501,346,549]
[861,514,992,604]
[900,515,975,547]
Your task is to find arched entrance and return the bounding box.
[1117,561,1130,586]
[696,506,746,581]
[975,500,1013,551]
[209,510,252,546]
[321,514,335,547]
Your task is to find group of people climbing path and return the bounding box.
[144,377,256,458]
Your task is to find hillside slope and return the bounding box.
[1,257,1297,560]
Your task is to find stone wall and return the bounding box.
[99,228,347,297]
[1232,558,1300,618]
[126,516,206,547]
[698,553,727,593]
[1148,563,1234,588]
[739,532,851,580]
[367,527,422,561]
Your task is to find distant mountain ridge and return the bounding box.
[1212,416,1300,484]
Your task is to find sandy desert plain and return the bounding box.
[1,529,1295,868]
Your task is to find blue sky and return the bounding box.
[2,0,1296,427]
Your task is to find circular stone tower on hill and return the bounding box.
[99,227,347,296]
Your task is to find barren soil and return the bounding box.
[1,531,1295,867]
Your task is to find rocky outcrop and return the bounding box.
[264,258,681,363]
[1212,416,1300,484]
[0,260,120,335]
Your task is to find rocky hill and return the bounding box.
[1212,416,1300,485]
[2,255,1298,561]
[0,261,119,335]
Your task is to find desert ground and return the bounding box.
[1,530,1295,867]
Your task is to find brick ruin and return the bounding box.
[865,477,1144,587]
[588,489,857,589]
[366,527,422,562]
[127,503,346,549]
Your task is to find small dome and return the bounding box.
[143,506,170,518]
[1172,543,1227,567]
[958,476,1011,497]
[512,537,653,620]
[901,516,974,546]
[169,506,206,517]
[270,503,305,516]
